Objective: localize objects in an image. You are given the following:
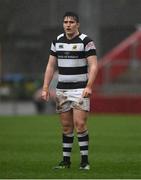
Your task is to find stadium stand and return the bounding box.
[91,30,141,113]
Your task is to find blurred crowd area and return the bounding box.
[0,0,141,114]
[0,72,57,114]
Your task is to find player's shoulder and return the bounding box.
[79,33,93,44]
[57,33,65,40]
[52,33,64,44]
[79,33,88,40]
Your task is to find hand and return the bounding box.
[41,90,50,101]
[82,86,92,98]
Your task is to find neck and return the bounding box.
[66,31,79,40]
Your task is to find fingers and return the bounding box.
[82,90,91,98]
[82,87,92,98]
[82,92,90,98]
[41,90,49,101]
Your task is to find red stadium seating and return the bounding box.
[91,30,141,114]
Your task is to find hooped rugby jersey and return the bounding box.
[50,33,96,89]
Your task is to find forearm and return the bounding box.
[42,55,57,90]
[87,65,98,89]
[87,57,98,89]
[43,65,55,89]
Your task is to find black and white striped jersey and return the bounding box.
[50,33,96,89]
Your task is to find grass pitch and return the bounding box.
[0,114,141,179]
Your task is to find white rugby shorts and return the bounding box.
[56,88,90,113]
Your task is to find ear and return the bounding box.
[77,23,80,28]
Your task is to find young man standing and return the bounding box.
[41,12,98,170]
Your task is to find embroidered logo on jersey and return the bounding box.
[59,44,64,49]
[85,41,96,51]
[72,45,77,50]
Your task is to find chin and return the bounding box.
[66,32,73,36]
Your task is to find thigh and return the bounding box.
[60,109,74,134]
[56,89,72,113]
[70,89,90,112]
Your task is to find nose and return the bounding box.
[66,22,70,27]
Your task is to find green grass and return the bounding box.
[0,114,141,179]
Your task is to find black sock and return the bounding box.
[62,133,74,162]
[77,130,89,163]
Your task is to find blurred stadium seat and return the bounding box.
[91,30,141,113]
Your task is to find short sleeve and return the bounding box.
[50,40,57,57]
[84,37,96,58]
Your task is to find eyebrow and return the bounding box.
[64,20,75,23]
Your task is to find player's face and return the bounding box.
[63,16,79,37]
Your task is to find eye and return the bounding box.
[64,20,75,24]
[64,21,68,24]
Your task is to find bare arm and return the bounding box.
[82,55,98,97]
[41,55,57,101]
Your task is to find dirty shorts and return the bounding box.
[56,88,90,113]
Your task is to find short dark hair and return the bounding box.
[63,11,79,23]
